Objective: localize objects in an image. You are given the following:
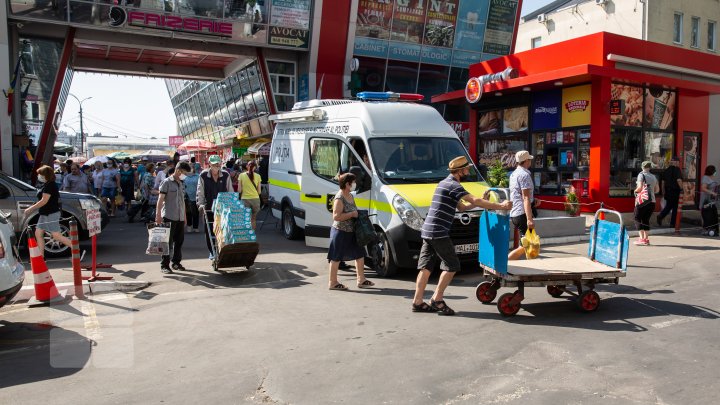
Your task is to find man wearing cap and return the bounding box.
[657,156,683,227]
[412,156,512,315]
[508,150,535,260]
[197,155,233,259]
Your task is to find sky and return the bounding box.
[60,0,553,143]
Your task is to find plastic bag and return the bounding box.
[521,228,541,260]
[354,210,378,246]
[146,223,170,255]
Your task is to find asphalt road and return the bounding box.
[1,212,719,404]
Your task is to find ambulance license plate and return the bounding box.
[455,243,478,254]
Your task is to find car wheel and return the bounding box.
[42,221,71,258]
[282,205,301,240]
[371,231,397,278]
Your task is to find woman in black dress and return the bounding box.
[24,165,72,257]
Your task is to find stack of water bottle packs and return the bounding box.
[212,192,256,249]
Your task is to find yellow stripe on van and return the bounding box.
[388,182,490,208]
[269,178,301,192]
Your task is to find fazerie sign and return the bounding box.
[109,7,232,37]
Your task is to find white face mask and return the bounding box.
[350,183,357,192]
[179,174,187,181]
[38,175,46,183]
[123,164,130,170]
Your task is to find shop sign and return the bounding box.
[391,0,428,44]
[87,209,101,237]
[448,121,470,148]
[561,85,591,127]
[451,50,485,68]
[270,0,311,30]
[531,89,561,131]
[356,0,394,40]
[609,100,623,115]
[24,122,42,145]
[610,84,643,127]
[454,0,490,52]
[268,26,309,48]
[168,136,183,147]
[388,41,422,62]
[482,0,520,55]
[424,0,460,48]
[354,36,389,59]
[421,46,453,65]
[113,9,232,37]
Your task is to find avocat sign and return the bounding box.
[268,26,309,48]
[115,9,232,36]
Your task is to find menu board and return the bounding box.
[478,110,502,137]
[391,0,428,43]
[644,89,676,130]
[423,0,460,47]
[356,0,394,40]
[610,84,643,127]
[482,0,519,55]
[503,106,528,133]
[270,0,312,30]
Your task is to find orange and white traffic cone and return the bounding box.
[28,237,67,306]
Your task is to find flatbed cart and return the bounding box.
[205,209,259,273]
[475,190,629,317]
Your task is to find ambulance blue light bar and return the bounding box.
[356,92,425,102]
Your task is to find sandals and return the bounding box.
[430,299,456,316]
[357,279,375,289]
[329,283,348,291]
[412,302,435,313]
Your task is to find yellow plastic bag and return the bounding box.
[521,228,541,260]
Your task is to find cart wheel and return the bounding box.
[475,282,497,304]
[577,290,600,312]
[497,292,521,317]
[246,266,251,270]
[547,285,565,298]
[212,260,218,272]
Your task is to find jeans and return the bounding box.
[658,189,680,225]
[161,219,185,267]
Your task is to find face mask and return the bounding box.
[123,164,130,170]
[350,183,357,192]
[38,175,46,183]
[179,174,187,181]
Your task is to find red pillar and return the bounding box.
[589,76,611,207]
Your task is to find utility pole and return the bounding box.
[69,94,92,155]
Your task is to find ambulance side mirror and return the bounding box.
[349,166,371,193]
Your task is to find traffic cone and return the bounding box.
[28,237,66,306]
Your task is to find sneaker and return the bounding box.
[209,253,215,260]
[161,266,173,274]
[186,226,192,232]
[172,263,186,271]
[634,239,649,246]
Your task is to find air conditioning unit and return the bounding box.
[596,0,608,5]
[537,13,547,23]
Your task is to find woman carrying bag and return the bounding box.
[24,165,73,258]
[238,160,262,230]
[634,161,660,246]
[327,173,375,291]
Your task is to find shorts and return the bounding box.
[243,198,261,215]
[417,237,461,273]
[101,187,117,198]
[36,212,61,233]
[511,214,529,236]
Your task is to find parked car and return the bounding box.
[0,211,24,308]
[0,172,110,257]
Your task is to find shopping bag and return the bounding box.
[354,210,378,246]
[146,223,171,255]
[521,228,541,260]
[115,194,125,206]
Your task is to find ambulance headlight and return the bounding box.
[393,195,424,231]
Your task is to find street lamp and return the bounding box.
[68,94,92,155]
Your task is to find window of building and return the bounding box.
[709,21,717,51]
[673,13,683,44]
[385,60,419,93]
[355,57,386,93]
[691,17,700,48]
[531,37,542,49]
[267,61,296,113]
[417,64,449,113]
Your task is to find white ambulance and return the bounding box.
[268,92,489,277]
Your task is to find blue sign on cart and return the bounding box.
[478,210,511,275]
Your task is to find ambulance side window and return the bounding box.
[309,138,341,183]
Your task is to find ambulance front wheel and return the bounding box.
[373,231,397,278]
[282,205,302,240]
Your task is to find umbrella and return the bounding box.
[86,155,112,166]
[53,142,74,154]
[108,151,132,159]
[133,149,171,163]
[178,139,216,151]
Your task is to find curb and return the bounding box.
[539,227,682,246]
[12,281,150,305]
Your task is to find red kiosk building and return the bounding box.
[433,32,719,213]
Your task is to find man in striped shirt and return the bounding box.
[412,156,512,315]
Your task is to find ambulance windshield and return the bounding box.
[369,137,484,184]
